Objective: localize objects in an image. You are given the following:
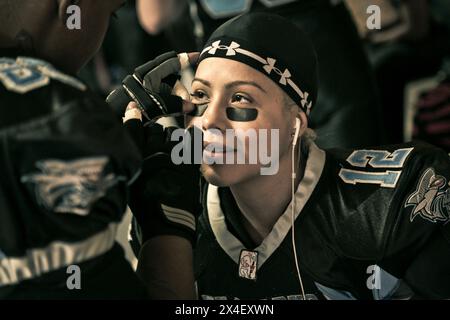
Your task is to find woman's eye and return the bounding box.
[231,94,252,104]
[190,91,208,101]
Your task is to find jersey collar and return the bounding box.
[206,141,326,267]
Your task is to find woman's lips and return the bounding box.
[203,142,236,162]
[203,142,236,153]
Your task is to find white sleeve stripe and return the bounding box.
[0,223,118,287]
[161,204,196,225]
[164,215,196,232]
[163,210,196,228]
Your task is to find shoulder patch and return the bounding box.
[405,168,450,223]
[0,57,86,94]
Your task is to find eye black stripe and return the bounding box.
[226,107,258,122]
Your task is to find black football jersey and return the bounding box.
[195,142,450,299]
[0,55,145,298]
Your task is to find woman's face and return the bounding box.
[187,57,297,187]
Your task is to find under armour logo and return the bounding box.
[263,58,291,85]
[301,91,312,115]
[208,40,241,56]
[305,101,312,116]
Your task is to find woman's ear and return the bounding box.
[292,111,307,137]
[297,111,308,134]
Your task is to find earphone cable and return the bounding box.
[291,139,307,300]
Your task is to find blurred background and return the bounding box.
[87,0,450,265]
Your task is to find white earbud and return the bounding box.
[292,118,301,146]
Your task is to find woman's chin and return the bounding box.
[201,164,238,187]
[201,164,226,187]
[201,163,260,187]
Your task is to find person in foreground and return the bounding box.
[0,0,196,299]
[125,12,450,300]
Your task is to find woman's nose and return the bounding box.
[201,98,228,132]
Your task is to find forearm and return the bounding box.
[136,235,196,299]
[137,0,187,35]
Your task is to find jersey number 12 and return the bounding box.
[339,148,413,188]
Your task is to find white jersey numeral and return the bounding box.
[339,148,413,188]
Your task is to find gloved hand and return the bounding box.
[114,52,202,253]
[126,120,202,250]
[106,51,195,123]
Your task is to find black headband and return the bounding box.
[198,12,318,115]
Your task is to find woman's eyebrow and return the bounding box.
[226,81,267,93]
[192,79,267,93]
[192,78,211,87]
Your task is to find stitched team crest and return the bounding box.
[21,157,123,216]
[0,57,86,94]
[405,168,450,223]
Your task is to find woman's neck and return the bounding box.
[230,144,303,245]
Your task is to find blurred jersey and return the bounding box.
[0,54,146,299]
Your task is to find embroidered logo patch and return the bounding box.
[405,168,450,223]
[0,57,86,94]
[238,249,258,280]
[21,157,123,216]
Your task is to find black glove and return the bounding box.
[106,51,188,122]
[114,52,202,253]
[126,121,202,251]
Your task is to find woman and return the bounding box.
[124,13,450,299]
